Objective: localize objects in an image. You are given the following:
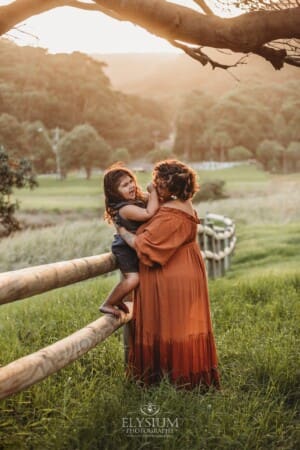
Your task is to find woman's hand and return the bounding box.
[118,226,136,249]
[112,219,120,234]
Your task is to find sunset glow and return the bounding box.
[1,0,242,54]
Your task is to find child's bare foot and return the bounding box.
[99,304,121,318]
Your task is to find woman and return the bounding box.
[118,160,220,390]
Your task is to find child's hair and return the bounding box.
[103,162,145,223]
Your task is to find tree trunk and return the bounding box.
[0,0,62,35]
[85,167,92,180]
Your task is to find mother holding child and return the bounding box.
[100,159,220,390]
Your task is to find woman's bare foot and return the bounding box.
[99,304,121,318]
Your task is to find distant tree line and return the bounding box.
[1,39,299,177]
[0,39,169,178]
[173,85,300,173]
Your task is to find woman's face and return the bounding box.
[117,175,136,201]
[154,178,172,202]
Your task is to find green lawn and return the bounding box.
[228,223,300,278]
[13,165,277,211]
[13,171,151,211]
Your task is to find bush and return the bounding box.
[110,147,130,164]
[286,141,300,172]
[228,146,252,161]
[146,147,173,163]
[0,146,37,234]
[193,180,228,202]
[256,140,284,172]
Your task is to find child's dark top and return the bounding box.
[111,199,146,273]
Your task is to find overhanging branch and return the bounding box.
[168,38,249,71]
[192,0,214,15]
[254,45,287,69]
[0,0,299,70]
[66,1,123,20]
[93,1,300,51]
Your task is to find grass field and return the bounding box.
[0,163,299,449]
[13,164,276,212]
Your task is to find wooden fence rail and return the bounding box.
[0,213,235,400]
[0,253,117,306]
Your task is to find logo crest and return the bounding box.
[140,402,160,416]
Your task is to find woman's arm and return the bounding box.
[118,226,136,249]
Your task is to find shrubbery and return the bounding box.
[228,146,252,161]
[0,146,37,234]
[193,180,228,202]
[146,147,174,163]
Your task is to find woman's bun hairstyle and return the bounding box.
[153,159,199,201]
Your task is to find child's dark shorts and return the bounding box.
[111,234,139,273]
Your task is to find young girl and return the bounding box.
[99,163,159,318]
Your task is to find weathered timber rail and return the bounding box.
[0,213,235,399]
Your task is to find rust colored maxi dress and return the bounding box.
[127,206,220,389]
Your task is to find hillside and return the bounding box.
[93,52,300,99]
[0,39,169,162]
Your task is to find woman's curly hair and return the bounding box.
[103,162,145,223]
[153,159,199,201]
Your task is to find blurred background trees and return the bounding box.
[0,39,299,176]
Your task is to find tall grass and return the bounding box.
[0,273,299,449]
[1,178,299,273]
[0,220,114,272]
[0,167,299,449]
[196,180,300,225]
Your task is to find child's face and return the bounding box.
[117,175,136,201]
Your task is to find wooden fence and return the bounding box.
[199,213,236,279]
[0,213,235,400]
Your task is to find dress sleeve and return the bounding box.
[135,213,187,267]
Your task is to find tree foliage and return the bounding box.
[173,81,300,172]
[58,124,111,179]
[0,146,37,234]
[0,39,169,160]
[228,146,252,161]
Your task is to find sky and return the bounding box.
[0,0,240,54]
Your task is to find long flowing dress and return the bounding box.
[127,206,220,389]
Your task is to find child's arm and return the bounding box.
[119,184,159,222]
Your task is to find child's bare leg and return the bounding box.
[99,272,139,318]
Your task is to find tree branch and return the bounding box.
[254,45,287,69]
[0,0,300,69]
[192,0,214,15]
[0,0,65,35]
[168,38,248,71]
[66,1,123,20]
[284,56,300,66]
[93,1,300,52]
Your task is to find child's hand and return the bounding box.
[146,182,155,193]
